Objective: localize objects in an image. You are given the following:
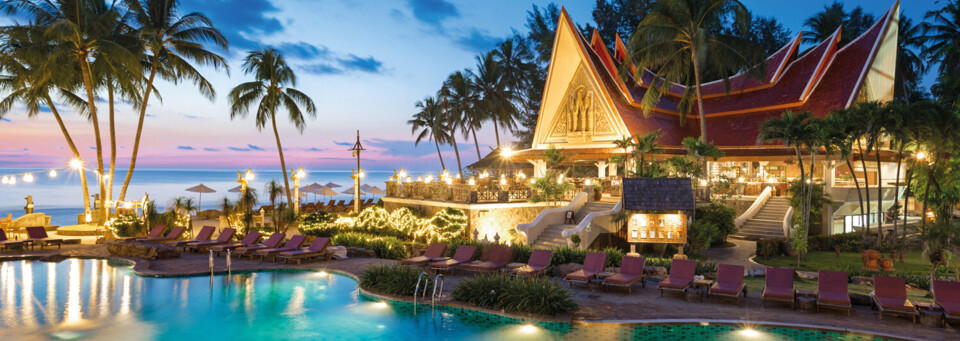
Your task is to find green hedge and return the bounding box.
[549,246,623,268]
[696,202,737,244]
[331,232,407,260]
[359,264,430,296]
[452,273,578,315]
[757,232,870,258]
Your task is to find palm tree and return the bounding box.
[632,130,664,177]
[803,2,846,44]
[446,70,483,162]
[119,0,228,201]
[437,81,463,176]
[228,48,317,204]
[627,0,765,142]
[758,111,817,236]
[0,30,92,211]
[470,51,519,149]
[822,111,867,239]
[409,96,448,170]
[264,179,283,233]
[923,2,960,107]
[895,16,926,104]
[681,136,724,197]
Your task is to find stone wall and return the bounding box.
[383,198,550,244]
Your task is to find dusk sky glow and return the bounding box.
[0,0,939,171]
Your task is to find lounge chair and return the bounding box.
[461,245,513,272]
[658,259,695,297]
[401,243,447,265]
[143,226,186,242]
[428,245,478,273]
[934,280,960,321]
[277,237,331,264]
[255,235,306,262]
[512,249,553,277]
[116,224,166,242]
[603,256,646,293]
[0,229,25,252]
[710,264,746,304]
[817,270,851,315]
[565,252,608,287]
[339,200,355,213]
[211,231,262,256]
[872,275,917,322]
[186,228,236,252]
[167,225,215,249]
[25,226,63,250]
[235,233,285,258]
[762,267,795,309]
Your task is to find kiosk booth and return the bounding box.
[621,178,696,257]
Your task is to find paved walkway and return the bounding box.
[701,239,759,272]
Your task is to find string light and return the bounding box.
[23,174,33,183]
[49,170,57,178]
[1,176,8,184]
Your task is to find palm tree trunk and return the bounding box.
[79,59,106,221]
[795,146,805,267]
[805,148,816,234]
[846,158,867,238]
[857,139,872,239]
[271,112,293,204]
[120,61,159,201]
[45,95,90,212]
[433,138,446,170]
[875,138,883,244]
[471,126,482,162]
[691,49,708,142]
[107,81,116,204]
[892,143,905,242]
[902,159,916,239]
[492,116,502,149]
[450,133,463,176]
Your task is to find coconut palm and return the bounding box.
[446,70,483,162]
[228,48,317,204]
[681,136,724,197]
[627,0,765,142]
[923,2,960,77]
[470,51,520,149]
[758,111,817,235]
[409,96,448,170]
[493,37,537,105]
[0,29,92,211]
[895,16,926,104]
[437,80,463,176]
[119,0,228,201]
[822,110,867,239]
[264,179,284,232]
[632,130,664,177]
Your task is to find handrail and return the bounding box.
[783,207,794,237]
[735,186,773,228]
[431,274,444,315]
[516,192,588,243]
[562,200,622,249]
[413,272,428,313]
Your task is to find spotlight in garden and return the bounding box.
[916,151,926,160]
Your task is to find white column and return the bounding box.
[528,160,547,178]
[823,161,836,189]
[608,162,618,177]
[626,158,636,175]
[595,161,607,178]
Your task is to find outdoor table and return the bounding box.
[796,289,817,313]
[691,278,713,298]
[685,288,705,303]
[916,302,944,328]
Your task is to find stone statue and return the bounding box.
[24,195,34,214]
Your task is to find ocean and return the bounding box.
[0,168,398,227]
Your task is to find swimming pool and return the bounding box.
[0,259,898,340]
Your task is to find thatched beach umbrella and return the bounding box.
[366,186,386,197]
[341,186,364,195]
[324,182,341,189]
[185,184,216,210]
[313,186,338,201]
[227,185,243,193]
[360,184,373,191]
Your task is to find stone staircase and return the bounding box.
[733,197,791,240]
[531,201,618,248]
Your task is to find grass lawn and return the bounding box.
[742,277,932,303]
[753,250,938,274]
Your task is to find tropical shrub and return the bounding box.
[388,206,422,239]
[807,232,865,252]
[417,207,467,243]
[359,264,430,296]
[105,214,143,238]
[644,257,717,275]
[331,232,407,260]
[510,243,533,263]
[442,239,485,259]
[687,220,720,252]
[601,247,624,267]
[551,246,586,265]
[755,238,787,258]
[696,202,737,244]
[300,212,355,237]
[452,273,578,315]
[356,207,390,233]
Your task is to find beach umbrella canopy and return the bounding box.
[324,182,341,188]
[227,186,243,193]
[313,187,338,196]
[186,184,216,210]
[366,186,386,195]
[360,184,373,191]
[341,186,364,195]
[301,182,323,192]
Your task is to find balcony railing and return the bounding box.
[385,180,532,204]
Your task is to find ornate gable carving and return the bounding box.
[547,64,617,143]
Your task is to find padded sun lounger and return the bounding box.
[762,267,795,309]
[401,243,447,265]
[255,235,306,262]
[710,264,746,304]
[817,270,852,315]
[167,226,215,248]
[116,224,166,242]
[461,245,512,272]
[143,226,187,242]
[658,259,695,297]
[565,252,607,287]
[872,275,917,322]
[211,231,262,256]
[0,229,25,252]
[512,249,553,277]
[187,228,236,252]
[235,233,285,258]
[934,280,960,320]
[25,226,63,250]
[429,245,477,273]
[603,256,646,293]
[277,237,331,264]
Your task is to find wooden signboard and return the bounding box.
[626,212,687,244]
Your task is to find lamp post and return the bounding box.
[349,130,366,213]
[291,167,305,214]
[237,169,254,192]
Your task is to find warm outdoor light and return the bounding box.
[468,178,476,186]
[739,328,759,338]
[69,158,83,170]
[23,174,34,183]
[49,169,58,178]
[916,151,926,160]
[519,324,538,334]
[585,179,592,186]
[8,177,15,185]
[244,169,255,181]
[1,176,7,184]
[700,179,708,186]
[501,147,515,158]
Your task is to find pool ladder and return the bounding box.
[413,272,444,315]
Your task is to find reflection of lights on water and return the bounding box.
[372,302,388,309]
[120,275,131,315]
[22,261,36,327]
[519,324,538,334]
[739,328,760,338]
[64,259,82,325]
[315,271,328,277]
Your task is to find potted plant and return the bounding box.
[862,249,880,270]
[594,183,604,201]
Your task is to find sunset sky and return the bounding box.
[0,0,936,171]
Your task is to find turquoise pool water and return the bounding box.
[0,259,896,340]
